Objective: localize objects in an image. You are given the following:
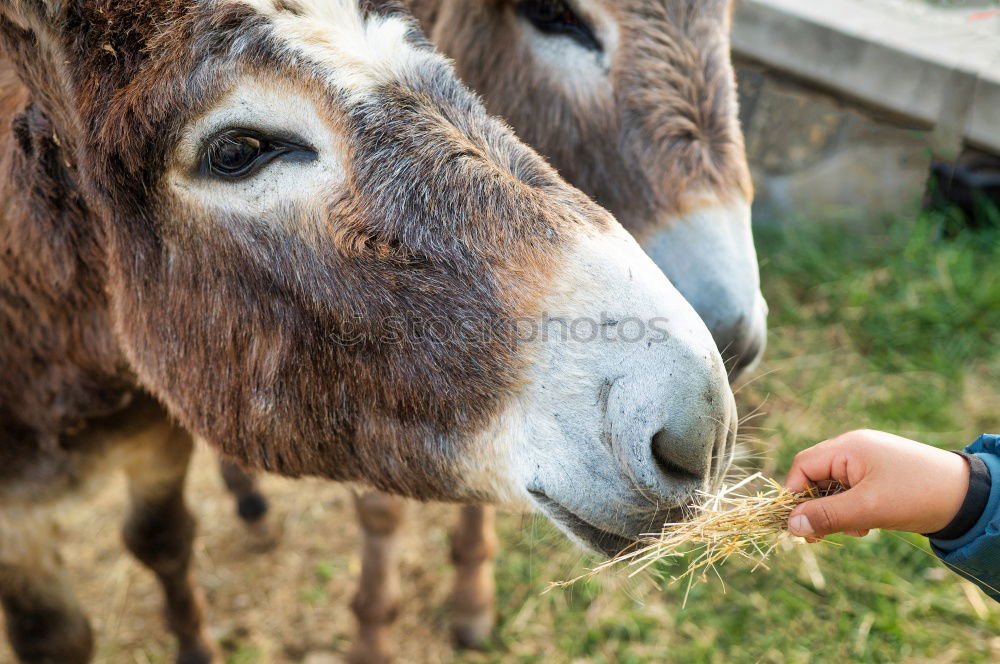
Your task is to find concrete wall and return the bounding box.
[731,0,1000,222]
[736,62,934,222]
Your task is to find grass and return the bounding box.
[455,207,1000,664]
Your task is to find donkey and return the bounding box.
[418,0,767,375]
[0,1,738,662]
[341,1,765,659]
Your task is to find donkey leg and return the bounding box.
[450,505,497,650]
[348,490,406,664]
[217,457,278,551]
[122,425,217,664]
[0,531,93,664]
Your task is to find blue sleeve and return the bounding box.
[930,434,1000,602]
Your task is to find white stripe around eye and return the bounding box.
[169,78,347,232]
[225,0,444,105]
[520,0,618,99]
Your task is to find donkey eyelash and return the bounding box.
[199,128,317,181]
[518,0,603,52]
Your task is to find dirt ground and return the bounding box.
[0,442,500,663]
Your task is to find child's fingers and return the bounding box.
[784,442,851,493]
[787,488,877,538]
[783,466,812,493]
[784,455,825,492]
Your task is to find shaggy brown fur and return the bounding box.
[425,0,752,239]
[0,0,613,500]
[0,1,637,661]
[347,2,757,660]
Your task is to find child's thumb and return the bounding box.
[788,490,871,538]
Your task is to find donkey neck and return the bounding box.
[0,61,132,450]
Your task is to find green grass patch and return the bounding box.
[459,211,1000,663]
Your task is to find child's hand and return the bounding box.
[785,430,970,540]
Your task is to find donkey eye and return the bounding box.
[518,0,602,51]
[201,129,316,180]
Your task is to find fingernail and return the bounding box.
[790,514,814,537]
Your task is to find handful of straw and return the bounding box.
[549,473,845,601]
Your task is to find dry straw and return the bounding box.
[548,473,845,604]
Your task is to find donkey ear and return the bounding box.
[1,1,82,136]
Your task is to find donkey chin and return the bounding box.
[470,227,739,557]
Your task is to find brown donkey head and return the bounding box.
[416,0,767,378]
[0,0,736,553]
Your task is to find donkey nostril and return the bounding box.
[727,336,764,376]
[650,428,704,481]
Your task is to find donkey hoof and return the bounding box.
[452,609,495,650]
